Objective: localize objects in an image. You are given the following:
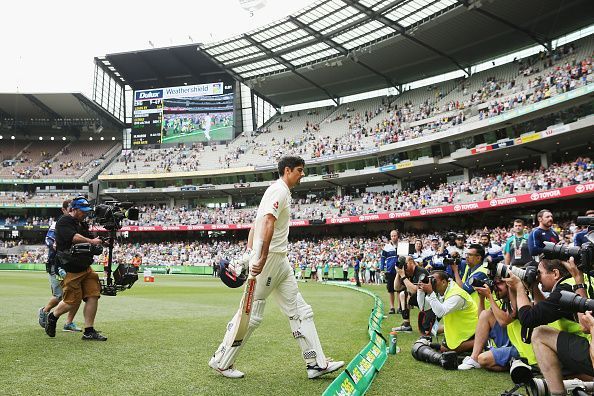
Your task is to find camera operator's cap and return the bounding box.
[70,197,92,212]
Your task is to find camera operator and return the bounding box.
[528,209,559,258]
[574,210,594,247]
[418,270,478,352]
[503,219,531,267]
[508,257,591,396]
[458,278,537,371]
[393,256,435,334]
[450,244,490,309]
[44,197,107,341]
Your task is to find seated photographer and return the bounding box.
[393,256,435,334]
[418,270,478,353]
[508,258,592,395]
[458,278,537,371]
[505,257,588,338]
[529,311,594,396]
[44,197,107,341]
[450,244,490,309]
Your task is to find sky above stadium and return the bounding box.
[1,0,314,96]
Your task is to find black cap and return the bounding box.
[456,234,465,240]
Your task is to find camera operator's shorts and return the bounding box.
[48,273,63,299]
[557,331,594,377]
[61,267,101,305]
[386,272,396,293]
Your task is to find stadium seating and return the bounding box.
[101,36,593,175]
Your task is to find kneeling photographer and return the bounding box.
[393,256,435,334]
[418,270,478,352]
[451,244,491,310]
[44,197,107,341]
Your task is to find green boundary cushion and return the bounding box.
[323,283,388,396]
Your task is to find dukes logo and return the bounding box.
[530,190,561,201]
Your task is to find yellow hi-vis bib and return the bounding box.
[443,282,478,349]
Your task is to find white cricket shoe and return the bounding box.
[209,356,245,378]
[307,359,345,379]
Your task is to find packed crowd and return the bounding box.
[122,156,592,225]
[5,217,586,267]
[101,40,593,174]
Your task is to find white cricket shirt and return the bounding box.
[254,178,291,253]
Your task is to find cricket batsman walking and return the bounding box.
[209,155,344,379]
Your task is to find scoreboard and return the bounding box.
[131,82,234,147]
[132,98,163,146]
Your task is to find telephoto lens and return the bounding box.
[559,290,594,314]
[411,338,458,370]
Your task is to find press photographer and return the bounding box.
[418,270,478,352]
[504,256,591,394]
[393,256,435,334]
[44,196,107,341]
[450,244,490,309]
[458,277,537,371]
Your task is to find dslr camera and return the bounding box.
[487,261,538,286]
[443,255,461,267]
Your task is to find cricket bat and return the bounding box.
[230,274,256,347]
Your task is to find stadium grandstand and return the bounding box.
[1,0,593,260]
[5,0,594,394]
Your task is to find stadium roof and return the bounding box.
[200,0,593,105]
[0,93,123,129]
[98,45,234,91]
[99,0,593,108]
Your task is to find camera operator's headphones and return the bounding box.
[69,196,92,213]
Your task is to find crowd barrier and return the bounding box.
[323,282,388,396]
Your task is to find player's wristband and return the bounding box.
[573,284,587,292]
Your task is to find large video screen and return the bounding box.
[132,82,234,147]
